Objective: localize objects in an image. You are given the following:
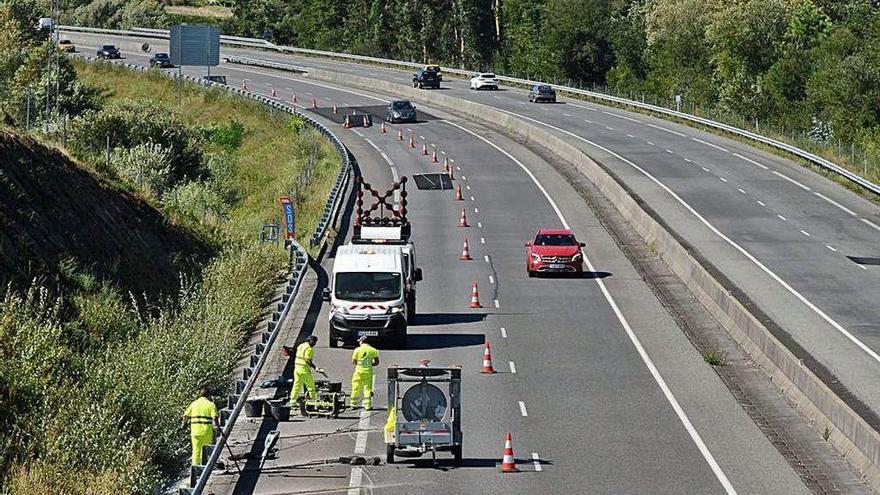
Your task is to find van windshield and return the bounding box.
[335,272,401,301]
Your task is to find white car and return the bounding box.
[469,73,500,90]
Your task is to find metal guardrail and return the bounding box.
[60,24,880,196]
[75,56,350,494]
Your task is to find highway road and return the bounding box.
[61,33,871,493]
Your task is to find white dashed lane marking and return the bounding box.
[509,361,516,373]
[665,149,674,154]
[777,215,787,221]
[757,200,766,207]
[647,141,655,146]
[772,170,811,191]
[720,177,728,183]
[489,275,495,284]
[814,192,857,216]
[500,327,507,338]
[801,230,811,237]
[519,401,528,417]
[691,137,729,153]
[494,299,501,308]
[827,245,838,252]
[648,123,687,137]
[732,152,769,170]
[532,453,543,472]
[480,237,485,244]
[738,188,747,194]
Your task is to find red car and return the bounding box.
[525,228,585,276]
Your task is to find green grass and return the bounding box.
[74,60,342,253]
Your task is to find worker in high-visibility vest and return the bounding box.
[182,388,220,465]
[350,335,379,410]
[290,335,322,407]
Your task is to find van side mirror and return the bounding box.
[580,242,585,247]
[321,288,331,302]
[414,268,423,282]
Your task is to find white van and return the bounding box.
[323,243,421,348]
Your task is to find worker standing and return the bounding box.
[182,388,220,465]
[290,335,323,407]
[350,335,379,410]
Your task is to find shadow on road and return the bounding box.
[399,456,554,470]
[415,312,486,326]
[404,333,485,350]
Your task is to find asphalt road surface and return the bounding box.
[60,32,866,494]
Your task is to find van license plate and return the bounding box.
[358,331,379,337]
[549,264,567,269]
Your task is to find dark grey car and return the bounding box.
[96,45,120,59]
[149,53,174,68]
[413,68,440,89]
[386,100,417,123]
[529,84,557,103]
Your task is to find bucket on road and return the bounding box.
[268,399,291,421]
[244,398,265,418]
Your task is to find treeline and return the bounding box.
[228,0,880,155]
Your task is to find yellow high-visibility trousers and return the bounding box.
[350,370,373,409]
[290,366,317,406]
[191,430,213,465]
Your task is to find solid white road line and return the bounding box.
[814,192,857,217]
[827,245,838,252]
[861,218,880,232]
[772,170,811,191]
[648,123,687,137]
[692,137,729,153]
[778,215,787,221]
[477,107,873,376]
[352,129,364,137]
[519,401,528,417]
[509,361,516,374]
[444,119,738,494]
[532,453,543,472]
[500,327,507,338]
[732,152,769,170]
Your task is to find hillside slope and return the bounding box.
[0,130,206,294]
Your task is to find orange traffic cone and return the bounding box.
[343,115,351,129]
[332,104,338,115]
[454,184,463,201]
[381,122,387,133]
[313,97,318,108]
[460,237,472,261]
[480,339,495,372]
[470,282,483,309]
[501,433,517,472]
[292,93,298,103]
[458,208,469,227]
[363,115,371,127]
[409,135,415,148]
[446,162,455,179]
[422,143,429,156]
[398,129,403,141]
[432,149,439,163]
[271,86,277,97]
[443,156,449,168]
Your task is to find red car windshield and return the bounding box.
[534,234,576,246]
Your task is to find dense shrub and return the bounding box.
[201,119,246,153]
[68,99,204,184]
[108,142,173,196]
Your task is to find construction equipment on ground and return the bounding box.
[386,362,462,466]
[299,380,349,418]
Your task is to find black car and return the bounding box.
[529,84,557,103]
[96,45,121,59]
[149,53,174,68]
[413,68,440,89]
[386,100,417,123]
